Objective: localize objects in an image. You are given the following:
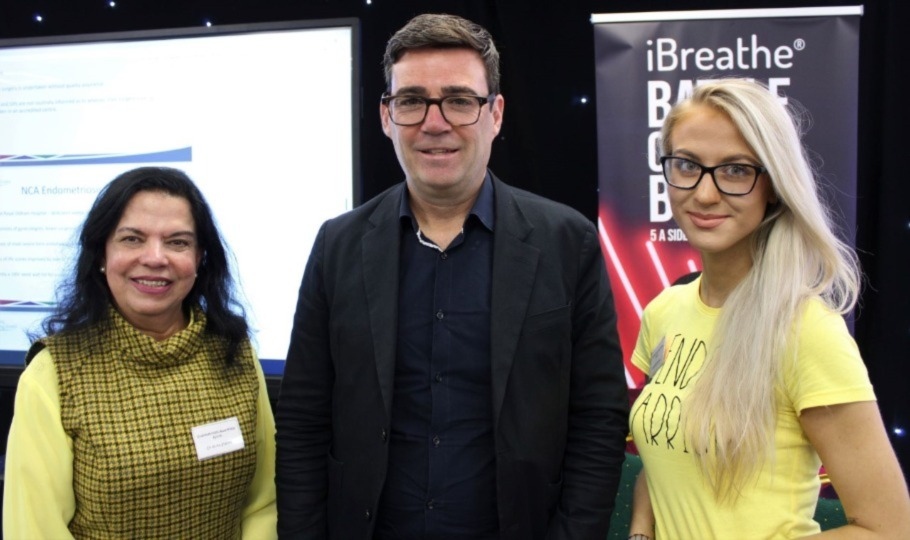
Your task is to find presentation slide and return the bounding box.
[0,22,358,375]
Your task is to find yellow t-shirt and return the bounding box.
[630,278,875,540]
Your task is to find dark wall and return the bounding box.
[2,0,908,476]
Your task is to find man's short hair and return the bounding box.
[383,13,501,95]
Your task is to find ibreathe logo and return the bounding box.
[646,35,803,72]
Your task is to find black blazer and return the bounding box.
[275,174,629,540]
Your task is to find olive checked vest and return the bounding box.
[43,307,259,539]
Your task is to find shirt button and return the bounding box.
[434,372,443,383]
[426,499,434,510]
[440,252,448,260]
[432,435,440,447]
[364,509,372,520]
[380,428,388,442]
[436,310,444,320]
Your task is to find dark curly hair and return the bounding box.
[41,166,249,363]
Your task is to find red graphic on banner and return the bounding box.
[597,204,701,389]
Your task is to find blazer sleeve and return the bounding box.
[548,224,630,539]
[275,223,334,539]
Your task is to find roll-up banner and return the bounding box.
[591,7,862,389]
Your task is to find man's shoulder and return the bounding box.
[494,177,592,231]
[324,182,403,229]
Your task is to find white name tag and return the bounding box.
[191,417,245,460]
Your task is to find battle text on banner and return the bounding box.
[591,7,862,388]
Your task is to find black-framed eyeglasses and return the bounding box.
[659,156,767,196]
[380,93,496,126]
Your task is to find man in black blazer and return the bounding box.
[275,13,629,540]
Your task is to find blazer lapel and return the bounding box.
[362,185,403,419]
[490,178,540,428]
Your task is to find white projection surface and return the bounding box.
[0,22,357,374]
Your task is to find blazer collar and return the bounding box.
[363,184,405,418]
[490,175,540,427]
[360,177,541,427]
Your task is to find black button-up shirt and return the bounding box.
[374,175,497,539]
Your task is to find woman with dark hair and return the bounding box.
[3,167,277,539]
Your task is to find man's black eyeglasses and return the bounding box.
[381,94,496,126]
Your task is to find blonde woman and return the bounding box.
[627,79,910,539]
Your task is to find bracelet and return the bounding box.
[628,535,651,540]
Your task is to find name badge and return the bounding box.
[191,417,245,460]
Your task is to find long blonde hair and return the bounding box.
[660,79,860,501]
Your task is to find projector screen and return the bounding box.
[0,19,360,376]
